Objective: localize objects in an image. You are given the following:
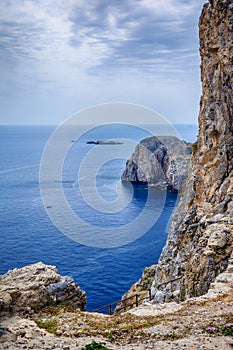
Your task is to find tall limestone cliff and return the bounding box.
[150,0,233,303]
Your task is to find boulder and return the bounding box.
[0,262,86,317]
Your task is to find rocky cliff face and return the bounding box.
[121,136,192,191]
[0,262,86,317]
[150,0,233,303]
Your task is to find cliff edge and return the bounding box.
[150,0,233,303]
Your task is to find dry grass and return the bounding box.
[35,295,233,344]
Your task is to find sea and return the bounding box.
[0,123,198,311]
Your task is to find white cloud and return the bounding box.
[0,0,205,124]
[140,0,202,18]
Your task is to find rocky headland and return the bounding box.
[121,136,192,191]
[0,261,232,349]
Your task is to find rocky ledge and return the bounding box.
[121,136,192,191]
[0,262,86,317]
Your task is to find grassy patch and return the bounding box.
[36,319,58,334]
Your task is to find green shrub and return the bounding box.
[81,341,110,350]
[222,323,233,336]
[192,141,198,152]
[204,323,233,336]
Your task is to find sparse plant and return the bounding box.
[192,141,198,153]
[81,341,109,350]
[164,332,178,340]
[36,319,58,334]
[204,323,233,336]
[205,326,216,334]
[43,305,60,316]
[222,323,233,336]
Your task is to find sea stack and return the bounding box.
[150,0,233,302]
[121,136,192,191]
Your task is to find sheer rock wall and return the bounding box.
[151,0,233,302]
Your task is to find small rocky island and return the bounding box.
[121,136,192,191]
[87,140,123,145]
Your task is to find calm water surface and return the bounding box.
[0,124,197,310]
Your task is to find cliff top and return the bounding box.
[0,261,233,349]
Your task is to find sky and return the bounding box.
[0,0,207,125]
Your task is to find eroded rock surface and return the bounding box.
[121,136,192,191]
[149,0,233,303]
[0,262,86,317]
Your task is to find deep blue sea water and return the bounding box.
[0,123,198,311]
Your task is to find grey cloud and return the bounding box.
[0,0,205,76]
[0,0,205,125]
[67,0,204,75]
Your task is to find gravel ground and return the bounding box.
[1,291,232,350]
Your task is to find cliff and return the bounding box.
[121,136,192,191]
[150,0,233,303]
[0,262,86,317]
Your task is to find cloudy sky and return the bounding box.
[0,0,207,125]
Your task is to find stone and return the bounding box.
[207,224,228,249]
[0,262,86,317]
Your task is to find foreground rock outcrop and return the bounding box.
[1,262,233,349]
[0,262,86,317]
[148,0,233,303]
[121,136,192,191]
